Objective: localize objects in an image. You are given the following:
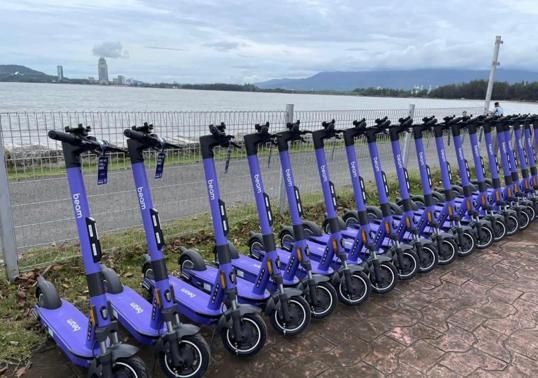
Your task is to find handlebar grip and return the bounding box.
[48,130,80,145]
[124,128,150,141]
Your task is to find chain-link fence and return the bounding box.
[0,105,482,278]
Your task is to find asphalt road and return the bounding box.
[8,142,458,258]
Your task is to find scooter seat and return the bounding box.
[107,286,160,338]
[35,299,94,358]
[168,275,224,317]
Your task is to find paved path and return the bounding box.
[23,222,538,377]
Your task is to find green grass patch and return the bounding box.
[0,169,436,366]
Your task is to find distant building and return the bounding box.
[98,57,109,84]
[57,65,64,81]
[117,75,125,85]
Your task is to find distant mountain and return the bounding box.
[0,65,55,82]
[256,69,538,91]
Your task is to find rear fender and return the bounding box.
[35,276,61,310]
[178,248,206,271]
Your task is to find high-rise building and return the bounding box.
[98,57,109,84]
[57,65,64,81]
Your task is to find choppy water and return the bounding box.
[2,82,538,113]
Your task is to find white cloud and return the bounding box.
[0,0,536,83]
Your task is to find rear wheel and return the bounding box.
[476,225,494,249]
[343,214,359,228]
[524,206,535,224]
[337,271,371,306]
[221,313,267,357]
[159,334,210,378]
[309,281,337,319]
[270,296,311,336]
[280,230,295,251]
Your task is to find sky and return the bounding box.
[1,0,538,83]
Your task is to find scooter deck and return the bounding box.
[167,275,224,317]
[107,286,160,338]
[232,254,301,286]
[276,247,335,275]
[187,264,271,301]
[35,299,94,359]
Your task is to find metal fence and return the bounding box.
[0,105,483,280]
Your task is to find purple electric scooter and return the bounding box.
[101,123,210,377]
[35,124,148,377]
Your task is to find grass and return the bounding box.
[0,169,440,367]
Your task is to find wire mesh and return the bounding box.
[0,106,482,271]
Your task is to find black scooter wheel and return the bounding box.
[221,313,267,357]
[395,250,419,280]
[370,261,398,294]
[492,219,507,241]
[437,239,457,265]
[457,231,476,257]
[417,245,438,273]
[159,334,210,378]
[270,296,311,336]
[505,214,519,235]
[111,355,148,378]
[518,209,531,230]
[524,206,535,224]
[476,225,494,249]
[337,271,371,306]
[310,281,337,319]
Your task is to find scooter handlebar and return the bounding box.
[50,128,127,153]
[48,130,80,145]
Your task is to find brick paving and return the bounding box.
[26,222,538,377]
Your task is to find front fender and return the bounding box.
[373,254,393,263]
[311,274,330,284]
[217,304,261,330]
[176,323,201,338]
[110,343,139,361]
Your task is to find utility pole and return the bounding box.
[484,36,503,115]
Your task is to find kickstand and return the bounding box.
[209,326,218,350]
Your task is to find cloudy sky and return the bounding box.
[1,0,537,83]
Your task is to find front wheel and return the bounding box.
[370,261,398,294]
[394,250,418,280]
[112,355,148,378]
[309,281,337,319]
[270,296,311,336]
[417,245,438,273]
[457,231,476,257]
[337,271,371,306]
[221,313,267,357]
[491,218,507,241]
[159,334,210,378]
[475,225,494,249]
[437,239,457,265]
[517,209,531,230]
[504,214,519,235]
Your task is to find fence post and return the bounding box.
[278,104,294,215]
[402,104,415,167]
[0,123,19,281]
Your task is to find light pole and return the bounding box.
[484,36,503,115]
